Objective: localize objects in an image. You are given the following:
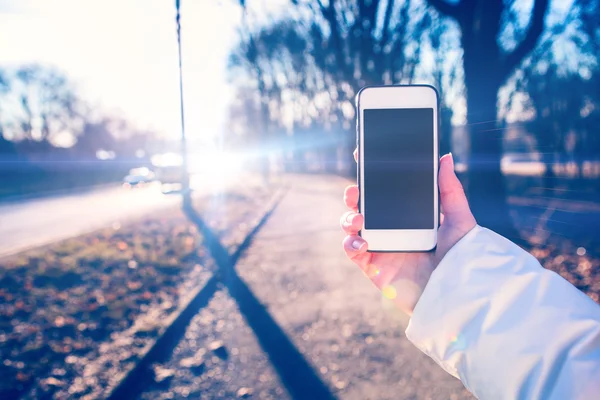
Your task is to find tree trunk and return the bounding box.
[291,141,303,173]
[439,106,453,156]
[464,75,520,240]
[425,0,550,242]
[542,152,556,191]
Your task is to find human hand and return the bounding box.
[341,150,476,315]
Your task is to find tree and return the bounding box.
[428,16,460,155]
[75,113,158,160]
[509,0,599,188]
[6,65,83,145]
[74,118,118,157]
[502,0,600,193]
[426,0,551,237]
[0,69,14,154]
[0,69,10,122]
[578,0,600,55]
[577,0,600,165]
[229,20,303,178]
[231,0,439,173]
[524,70,588,181]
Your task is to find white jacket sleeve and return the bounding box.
[406,225,600,400]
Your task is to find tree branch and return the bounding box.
[426,0,462,19]
[314,0,352,82]
[502,0,550,77]
[315,0,328,14]
[380,0,395,47]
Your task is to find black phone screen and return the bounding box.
[362,108,434,230]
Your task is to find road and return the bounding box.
[0,167,258,259]
[0,183,181,258]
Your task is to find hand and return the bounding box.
[341,150,476,315]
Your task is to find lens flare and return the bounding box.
[450,333,466,350]
[365,264,380,278]
[382,285,397,300]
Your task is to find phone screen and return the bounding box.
[363,108,434,230]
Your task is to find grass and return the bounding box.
[0,178,277,399]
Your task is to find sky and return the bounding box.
[0,0,582,145]
[0,0,246,145]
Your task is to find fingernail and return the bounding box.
[346,213,355,224]
[447,152,454,168]
[352,239,364,250]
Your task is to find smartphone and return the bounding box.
[356,85,439,252]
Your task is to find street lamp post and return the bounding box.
[175,0,191,208]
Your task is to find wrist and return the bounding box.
[391,260,435,316]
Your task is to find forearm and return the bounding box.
[406,226,600,399]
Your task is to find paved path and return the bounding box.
[234,174,472,399]
[142,174,472,400]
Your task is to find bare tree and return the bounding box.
[502,4,582,174]
[514,0,600,188]
[578,0,600,55]
[7,65,83,145]
[426,0,551,236]
[427,15,460,155]
[74,118,119,157]
[0,69,12,151]
[231,0,436,173]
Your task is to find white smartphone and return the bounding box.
[356,85,439,252]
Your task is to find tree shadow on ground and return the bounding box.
[183,202,336,400]
[109,196,335,399]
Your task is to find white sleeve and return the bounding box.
[405,225,600,400]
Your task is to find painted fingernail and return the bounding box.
[352,239,364,250]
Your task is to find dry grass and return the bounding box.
[0,181,276,399]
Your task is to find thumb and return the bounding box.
[439,153,475,226]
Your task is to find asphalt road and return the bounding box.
[0,183,181,258]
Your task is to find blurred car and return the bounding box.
[123,167,156,188]
[151,153,186,194]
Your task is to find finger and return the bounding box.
[344,185,359,211]
[340,211,364,235]
[353,148,358,163]
[342,235,372,267]
[439,153,476,227]
[342,235,368,257]
[439,212,445,226]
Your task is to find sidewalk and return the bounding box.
[234,174,472,399]
[142,174,472,399]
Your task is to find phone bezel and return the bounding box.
[356,84,440,252]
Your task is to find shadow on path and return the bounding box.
[109,190,334,400]
[183,199,336,400]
